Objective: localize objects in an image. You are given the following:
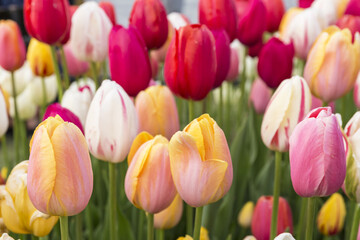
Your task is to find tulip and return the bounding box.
[108,25,151,96]
[9,87,37,121]
[99,1,116,25]
[129,0,168,50]
[354,72,360,108]
[154,194,183,229]
[311,95,335,112]
[311,0,339,29]
[274,233,296,240]
[43,103,84,134]
[226,47,240,82]
[304,26,360,103]
[249,78,272,115]
[261,76,312,152]
[278,7,302,36]
[212,29,231,88]
[61,80,95,127]
[336,15,360,41]
[299,0,314,8]
[281,8,322,59]
[198,0,238,41]
[27,38,54,77]
[238,201,254,228]
[243,236,256,240]
[317,193,346,236]
[29,75,58,106]
[24,0,70,45]
[0,234,13,240]
[0,62,34,97]
[247,40,263,58]
[257,37,294,89]
[177,227,209,240]
[289,107,346,197]
[237,0,267,46]
[28,115,93,216]
[263,0,285,32]
[135,85,179,140]
[169,114,232,207]
[345,0,360,16]
[70,1,112,62]
[0,20,26,72]
[251,196,293,240]
[0,90,8,138]
[63,43,89,77]
[59,5,78,46]
[85,80,138,163]
[164,24,217,101]
[0,161,58,236]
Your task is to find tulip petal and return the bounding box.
[169,131,228,207]
[128,131,154,165]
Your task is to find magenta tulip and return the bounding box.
[289,107,346,197]
[198,0,238,41]
[345,0,360,16]
[298,0,314,8]
[129,0,168,50]
[164,24,217,101]
[257,37,294,89]
[212,29,231,88]
[248,39,263,57]
[109,25,151,97]
[43,103,84,134]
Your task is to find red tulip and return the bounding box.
[198,0,238,41]
[298,0,314,8]
[99,1,117,25]
[257,37,294,89]
[237,0,266,46]
[109,25,151,97]
[336,15,360,42]
[129,0,168,50]
[248,39,263,57]
[0,20,26,72]
[212,29,231,88]
[345,0,360,16]
[24,0,71,45]
[60,5,78,45]
[251,196,293,240]
[164,24,217,101]
[263,0,285,32]
[43,103,84,134]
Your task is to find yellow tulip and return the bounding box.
[177,227,210,240]
[0,161,58,237]
[238,201,254,228]
[304,26,360,103]
[27,38,54,77]
[317,193,346,236]
[154,194,183,229]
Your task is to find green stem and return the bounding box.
[156,229,164,240]
[102,60,108,79]
[41,77,48,118]
[31,235,38,240]
[147,213,154,240]
[270,151,282,240]
[39,236,48,240]
[138,211,145,240]
[75,213,83,240]
[85,205,94,240]
[60,216,69,240]
[19,120,28,160]
[109,162,117,240]
[193,206,204,240]
[239,48,248,118]
[297,197,307,240]
[50,46,63,102]
[322,101,328,107]
[305,197,315,240]
[1,136,9,169]
[186,204,194,235]
[59,45,70,89]
[350,204,360,240]
[91,62,99,89]
[219,85,223,126]
[188,100,194,122]
[10,71,19,164]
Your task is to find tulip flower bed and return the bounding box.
[1,0,360,240]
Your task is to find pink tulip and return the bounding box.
[336,15,360,42]
[249,78,272,114]
[109,25,151,97]
[43,103,84,134]
[289,107,346,197]
[311,95,335,112]
[226,47,240,82]
[63,43,89,77]
[353,72,360,108]
[298,0,314,8]
[99,1,117,25]
[212,29,231,88]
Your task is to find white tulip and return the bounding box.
[0,90,8,137]
[28,75,58,106]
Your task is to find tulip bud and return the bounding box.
[238,201,254,228]
[212,29,231,89]
[85,80,138,163]
[261,76,312,152]
[354,72,360,108]
[0,234,13,240]
[304,26,360,103]
[289,107,346,197]
[345,0,360,16]
[27,38,54,77]
[274,233,295,240]
[0,90,8,138]
[24,0,70,45]
[237,0,267,46]
[99,1,117,25]
[61,80,95,127]
[226,47,240,82]
[263,0,285,32]
[63,43,89,77]
[336,15,360,42]
[257,37,294,89]
[0,20,26,72]
[198,0,238,41]
[70,2,112,62]
[169,114,233,207]
[43,103,84,134]
[249,78,272,115]
[59,5,78,46]
[154,194,183,229]
[135,86,179,140]
[29,75,58,106]
[0,62,34,97]
[164,24,217,101]
[251,196,293,240]
[9,87,37,121]
[317,193,346,236]
[129,0,168,50]
[28,116,93,216]
[299,0,314,8]
[109,25,151,97]
[0,161,58,236]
